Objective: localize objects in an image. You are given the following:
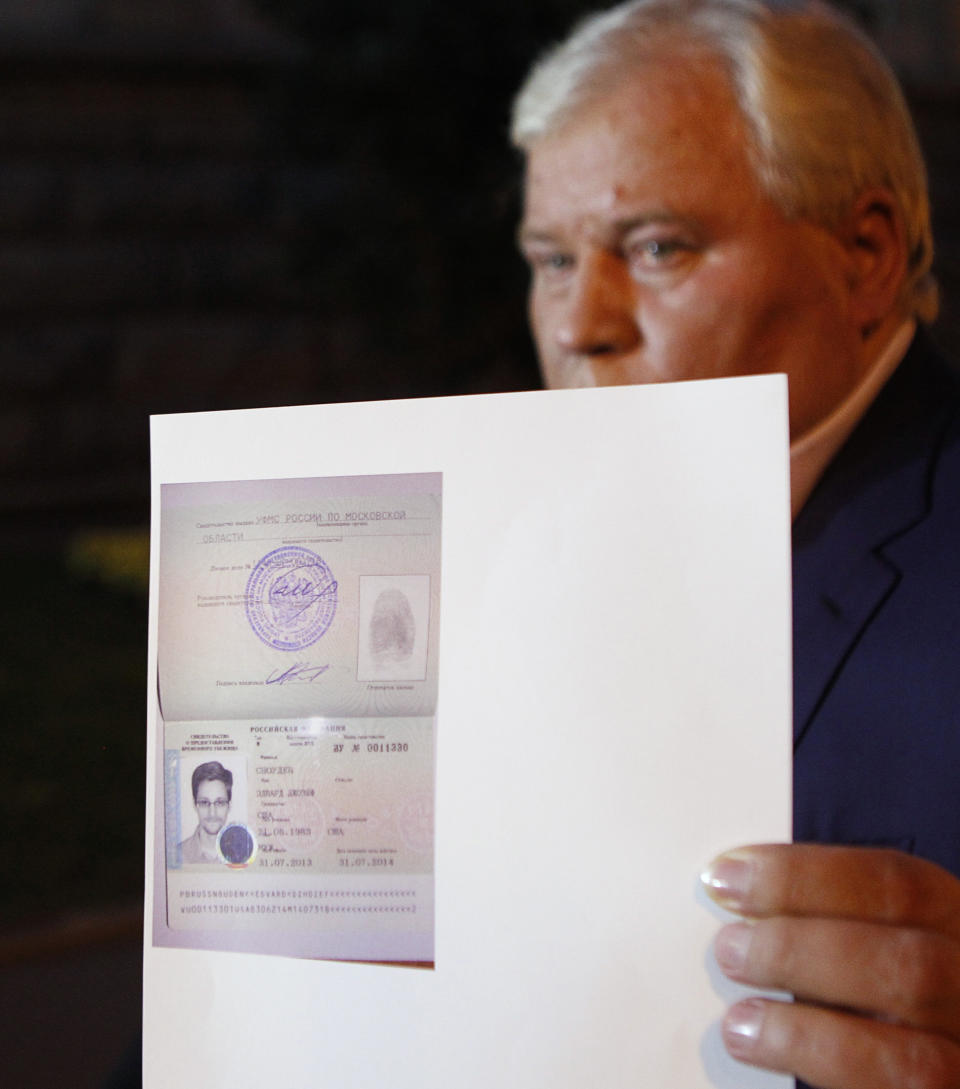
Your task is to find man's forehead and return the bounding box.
[197,779,227,796]
[520,62,752,236]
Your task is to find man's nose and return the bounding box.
[555,252,640,357]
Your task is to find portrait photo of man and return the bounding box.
[179,760,233,865]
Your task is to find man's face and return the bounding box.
[195,778,230,837]
[520,58,870,438]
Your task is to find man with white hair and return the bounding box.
[513,1,960,1086]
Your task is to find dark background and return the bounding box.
[0,2,957,1086]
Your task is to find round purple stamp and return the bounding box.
[245,546,338,651]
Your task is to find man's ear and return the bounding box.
[841,188,909,338]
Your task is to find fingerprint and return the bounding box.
[369,588,415,666]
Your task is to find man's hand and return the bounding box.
[702,844,960,1089]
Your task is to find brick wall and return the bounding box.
[0,1,399,534]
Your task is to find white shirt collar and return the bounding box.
[790,320,916,518]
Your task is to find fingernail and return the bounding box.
[723,998,765,1060]
[714,922,753,977]
[700,851,753,910]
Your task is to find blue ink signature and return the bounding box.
[266,662,331,685]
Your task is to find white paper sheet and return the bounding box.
[144,377,792,1089]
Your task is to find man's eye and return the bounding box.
[628,238,689,269]
[528,251,574,277]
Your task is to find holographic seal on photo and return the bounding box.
[245,546,338,651]
[218,823,257,868]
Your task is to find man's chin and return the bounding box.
[542,360,598,390]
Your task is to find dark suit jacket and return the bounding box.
[793,331,960,877]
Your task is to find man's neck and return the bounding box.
[197,827,219,854]
[790,319,916,518]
